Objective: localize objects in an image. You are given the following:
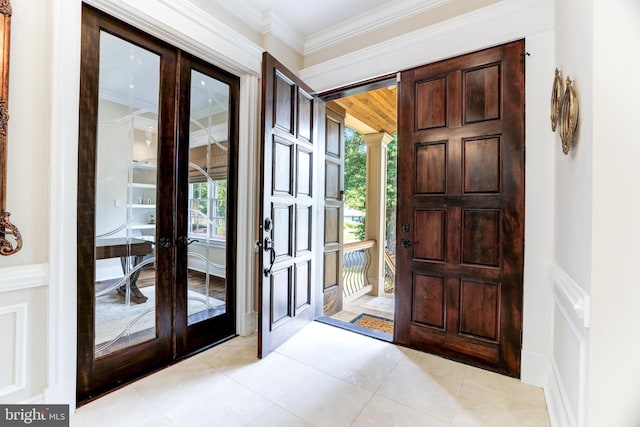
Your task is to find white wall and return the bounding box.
[3,0,52,266]
[0,0,53,405]
[550,0,594,425]
[589,0,640,425]
[554,0,593,293]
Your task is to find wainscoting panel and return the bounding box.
[0,263,48,403]
[548,263,590,427]
[0,303,27,397]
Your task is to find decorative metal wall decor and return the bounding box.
[0,0,22,255]
[559,76,579,155]
[550,68,562,132]
[550,68,580,155]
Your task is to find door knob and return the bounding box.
[263,237,276,277]
[400,238,416,249]
[157,237,171,249]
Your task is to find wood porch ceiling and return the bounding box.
[332,85,397,135]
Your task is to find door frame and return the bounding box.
[76,5,239,402]
[318,44,525,377]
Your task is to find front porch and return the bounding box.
[323,86,398,339]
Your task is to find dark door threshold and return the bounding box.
[315,316,393,342]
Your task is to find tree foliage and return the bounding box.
[344,128,367,212]
[343,127,398,244]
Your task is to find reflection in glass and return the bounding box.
[186,69,229,325]
[94,32,160,356]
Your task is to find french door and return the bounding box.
[395,40,525,376]
[77,5,237,402]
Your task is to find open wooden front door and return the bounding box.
[395,40,525,376]
[322,104,345,316]
[259,53,321,357]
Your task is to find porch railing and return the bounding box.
[343,239,375,299]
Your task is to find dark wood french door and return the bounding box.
[77,5,237,402]
[174,53,238,357]
[395,40,525,376]
[258,53,321,357]
[322,104,346,316]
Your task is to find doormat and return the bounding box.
[350,313,394,335]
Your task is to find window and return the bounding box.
[188,180,227,239]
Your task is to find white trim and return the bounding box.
[304,0,453,55]
[549,263,590,427]
[520,350,550,389]
[551,263,590,328]
[0,303,27,398]
[547,359,576,427]
[236,74,260,336]
[21,394,45,404]
[0,264,49,293]
[84,0,263,76]
[47,0,82,409]
[300,0,554,92]
[216,0,263,31]
[262,10,304,55]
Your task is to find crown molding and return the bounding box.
[217,0,305,53]
[262,9,305,54]
[215,0,453,56]
[301,0,553,92]
[304,0,452,55]
[216,0,263,31]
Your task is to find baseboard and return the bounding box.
[519,350,574,427]
[520,349,550,388]
[239,311,257,336]
[546,360,576,427]
[21,394,44,404]
[43,379,76,409]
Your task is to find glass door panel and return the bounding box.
[94,31,160,356]
[186,69,229,326]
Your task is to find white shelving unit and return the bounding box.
[129,163,157,238]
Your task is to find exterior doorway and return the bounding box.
[317,77,399,341]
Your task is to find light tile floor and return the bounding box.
[71,322,550,427]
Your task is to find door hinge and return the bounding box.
[396,72,401,83]
[520,329,523,347]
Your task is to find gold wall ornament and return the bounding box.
[550,68,562,132]
[559,76,579,155]
[0,211,21,255]
[0,0,21,255]
[0,0,11,17]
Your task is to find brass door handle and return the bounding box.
[263,237,276,277]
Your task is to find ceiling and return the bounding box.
[241,0,394,37]
[333,86,397,135]
[212,0,485,135]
